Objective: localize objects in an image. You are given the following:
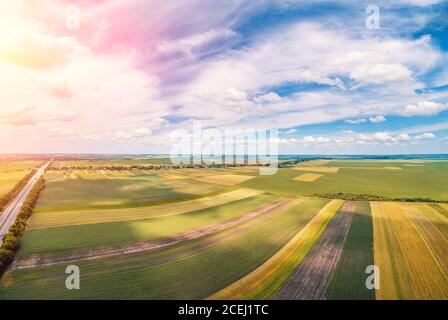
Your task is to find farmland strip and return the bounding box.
[402,204,448,272]
[327,201,374,300]
[372,202,448,299]
[431,203,448,219]
[419,204,448,239]
[14,198,300,269]
[209,199,344,300]
[273,201,354,300]
[3,199,329,299]
[28,188,262,229]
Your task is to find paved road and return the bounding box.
[0,161,50,246]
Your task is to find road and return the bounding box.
[0,161,50,246]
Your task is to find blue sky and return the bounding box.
[0,0,447,154]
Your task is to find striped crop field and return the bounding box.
[371,202,448,300]
[209,199,344,299]
[1,198,330,299]
[18,193,280,257]
[327,201,374,300]
[1,159,447,300]
[196,174,256,186]
[28,188,263,229]
[274,201,354,300]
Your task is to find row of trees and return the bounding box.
[0,169,37,212]
[0,177,46,273]
[48,163,271,171]
[314,192,443,203]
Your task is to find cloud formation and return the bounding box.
[0,0,446,154]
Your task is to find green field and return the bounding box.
[241,161,448,201]
[37,170,226,211]
[327,201,375,300]
[19,193,279,256]
[1,158,447,300]
[1,198,328,299]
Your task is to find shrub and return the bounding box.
[0,176,46,276]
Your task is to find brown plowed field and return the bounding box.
[273,201,355,300]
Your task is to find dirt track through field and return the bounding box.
[13,198,300,269]
[273,201,355,300]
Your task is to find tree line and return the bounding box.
[0,169,37,212]
[48,163,274,171]
[313,192,446,203]
[0,177,46,274]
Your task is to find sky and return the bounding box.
[0,0,447,155]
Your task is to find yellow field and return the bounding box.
[0,171,29,196]
[154,171,188,180]
[28,188,263,229]
[227,167,261,172]
[402,204,448,271]
[0,161,41,197]
[371,202,448,300]
[439,203,448,213]
[197,174,256,186]
[342,166,403,170]
[293,166,340,173]
[293,173,322,182]
[301,160,331,166]
[415,204,448,238]
[209,199,344,299]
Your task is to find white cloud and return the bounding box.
[350,63,412,84]
[1,2,446,154]
[284,128,298,134]
[400,101,448,116]
[397,133,411,141]
[255,92,281,103]
[369,115,386,123]
[345,118,367,124]
[301,136,331,145]
[414,132,435,139]
[373,132,396,142]
[398,0,442,6]
[157,28,237,57]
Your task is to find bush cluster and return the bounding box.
[313,192,444,203]
[0,177,46,274]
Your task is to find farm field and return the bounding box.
[274,201,354,300]
[0,158,447,300]
[327,201,374,300]
[1,198,329,299]
[293,173,322,182]
[37,169,228,211]
[0,160,41,197]
[241,160,448,201]
[210,199,344,299]
[18,192,277,256]
[371,202,448,299]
